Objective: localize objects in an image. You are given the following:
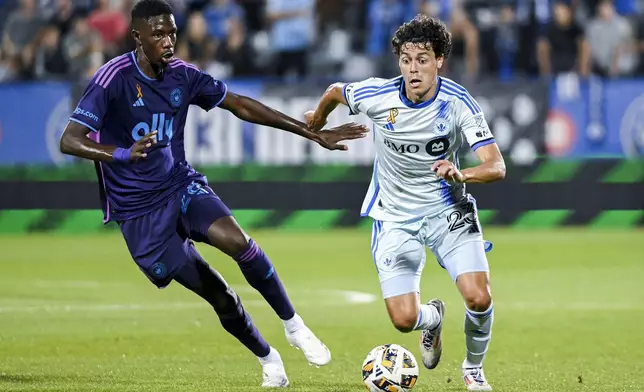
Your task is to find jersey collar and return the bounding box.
[398,77,442,109]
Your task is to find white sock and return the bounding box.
[413,303,441,331]
[283,313,304,333]
[463,302,494,368]
[258,347,281,363]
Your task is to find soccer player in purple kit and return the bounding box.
[59,0,368,387]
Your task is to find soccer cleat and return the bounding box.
[462,367,492,391]
[285,323,332,367]
[419,298,445,369]
[258,348,289,388]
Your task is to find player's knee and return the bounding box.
[211,288,241,315]
[390,312,417,333]
[464,291,492,312]
[227,233,249,256]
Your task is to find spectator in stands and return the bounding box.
[213,10,257,77]
[421,0,479,80]
[636,12,644,76]
[537,0,590,77]
[87,0,129,57]
[2,0,44,79]
[49,0,79,37]
[33,23,67,79]
[176,11,217,69]
[63,15,103,80]
[585,0,636,77]
[366,0,414,57]
[202,0,244,41]
[494,3,519,81]
[266,0,316,79]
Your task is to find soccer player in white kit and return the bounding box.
[306,15,506,391]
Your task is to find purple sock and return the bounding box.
[218,304,271,358]
[234,239,296,320]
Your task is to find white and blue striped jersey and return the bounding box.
[343,76,496,222]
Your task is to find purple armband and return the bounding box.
[113,147,132,163]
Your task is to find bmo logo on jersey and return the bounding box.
[383,137,420,154]
[425,137,450,156]
[131,113,175,144]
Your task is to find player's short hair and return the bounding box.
[392,14,452,59]
[131,0,174,22]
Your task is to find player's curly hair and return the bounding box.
[131,0,174,21]
[392,14,452,59]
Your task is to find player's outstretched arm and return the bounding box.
[60,121,157,163]
[219,90,367,151]
[307,83,348,132]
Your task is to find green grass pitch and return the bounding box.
[0,229,642,391]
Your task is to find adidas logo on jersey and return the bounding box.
[132,97,145,107]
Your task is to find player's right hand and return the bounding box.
[315,122,369,151]
[130,130,158,161]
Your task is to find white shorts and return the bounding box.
[370,196,491,299]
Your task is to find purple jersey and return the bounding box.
[69,51,228,222]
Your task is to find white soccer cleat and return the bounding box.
[285,321,331,367]
[258,348,289,388]
[462,367,492,391]
[419,298,445,369]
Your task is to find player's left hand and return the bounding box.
[314,122,369,151]
[432,160,466,183]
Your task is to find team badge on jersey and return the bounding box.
[433,118,449,134]
[170,88,182,107]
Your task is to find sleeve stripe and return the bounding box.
[354,77,402,95]
[471,138,495,151]
[99,63,133,88]
[69,117,99,133]
[214,82,228,107]
[96,57,131,87]
[94,54,129,84]
[355,81,402,100]
[169,59,200,72]
[440,78,481,113]
[441,88,479,115]
[342,83,355,115]
[355,86,399,103]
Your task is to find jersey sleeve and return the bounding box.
[456,98,496,152]
[342,77,390,115]
[69,74,118,133]
[189,69,228,111]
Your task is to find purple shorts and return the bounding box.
[118,181,231,288]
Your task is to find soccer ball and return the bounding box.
[361,344,419,392]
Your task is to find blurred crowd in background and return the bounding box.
[0,0,643,84]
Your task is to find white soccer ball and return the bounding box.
[361,344,419,392]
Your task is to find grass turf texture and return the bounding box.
[0,229,642,391]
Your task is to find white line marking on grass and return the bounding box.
[0,289,378,314]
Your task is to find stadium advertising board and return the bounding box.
[547,75,644,158]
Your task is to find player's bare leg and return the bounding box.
[456,271,493,391]
[206,216,331,366]
[173,243,288,387]
[384,292,443,369]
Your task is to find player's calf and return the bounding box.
[385,292,441,333]
[456,272,494,370]
[206,216,296,321]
